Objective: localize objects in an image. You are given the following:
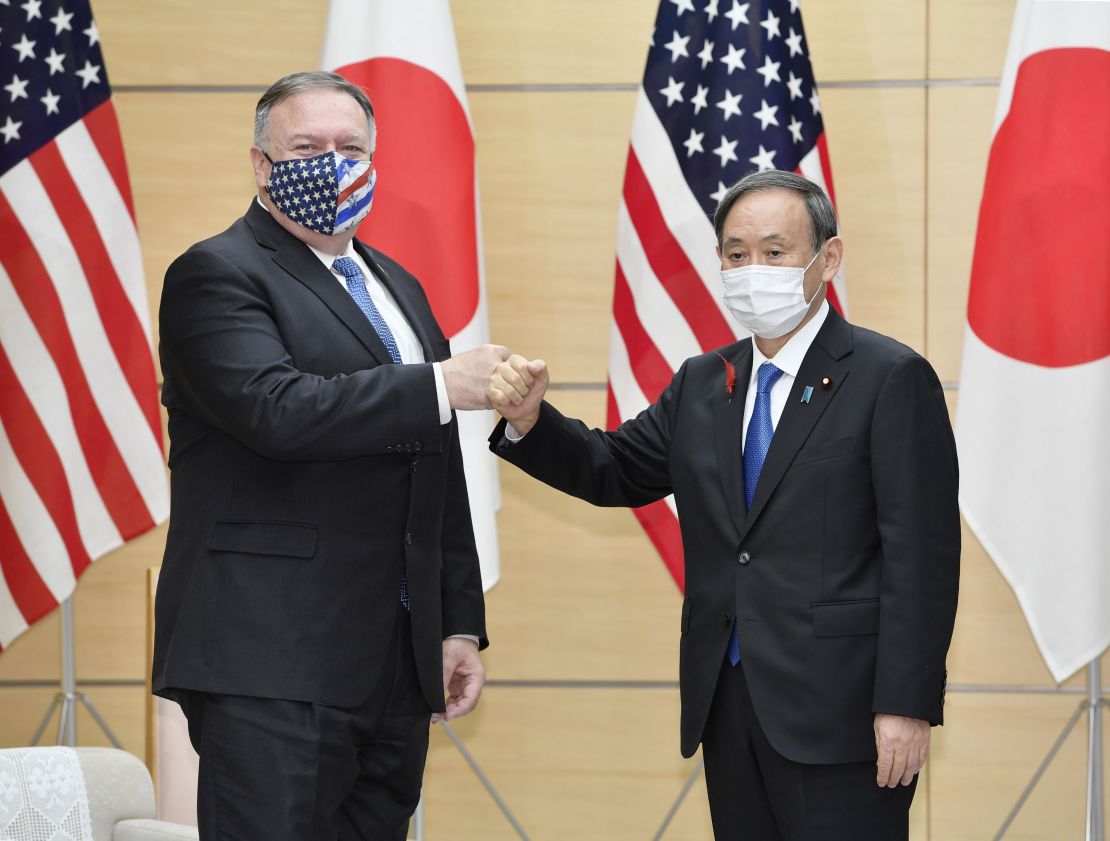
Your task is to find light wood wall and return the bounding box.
[1,2,1106,839]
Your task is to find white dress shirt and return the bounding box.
[306,239,451,426]
[741,300,829,452]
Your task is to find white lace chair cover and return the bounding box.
[0,747,94,841]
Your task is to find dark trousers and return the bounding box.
[179,607,432,841]
[701,658,917,841]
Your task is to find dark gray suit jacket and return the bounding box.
[154,201,486,712]
[492,308,958,763]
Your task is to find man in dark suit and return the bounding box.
[153,71,502,840]
[487,170,959,840]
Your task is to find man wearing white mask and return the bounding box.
[485,170,960,840]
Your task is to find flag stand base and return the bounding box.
[28,597,123,750]
[995,659,1106,840]
[651,755,705,840]
[409,720,531,841]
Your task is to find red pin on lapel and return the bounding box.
[714,352,736,402]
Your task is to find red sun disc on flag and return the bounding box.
[337,58,480,338]
[968,48,1110,368]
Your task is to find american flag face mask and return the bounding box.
[264,151,377,236]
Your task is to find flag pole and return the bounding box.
[993,658,1107,840]
[1086,658,1104,841]
[29,595,124,749]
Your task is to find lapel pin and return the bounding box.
[821,376,833,390]
[801,385,814,404]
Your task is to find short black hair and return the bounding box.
[712,170,838,252]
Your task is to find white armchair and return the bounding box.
[0,746,198,841]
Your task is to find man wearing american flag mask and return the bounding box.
[487,169,960,840]
[153,71,507,840]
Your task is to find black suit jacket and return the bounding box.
[492,308,959,764]
[153,201,486,712]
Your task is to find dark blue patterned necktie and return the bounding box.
[332,256,410,610]
[332,256,402,365]
[728,362,784,667]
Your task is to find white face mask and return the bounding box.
[720,247,824,339]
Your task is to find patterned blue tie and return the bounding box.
[332,256,402,365]
[332,256,410,610]
[728,362,784,667]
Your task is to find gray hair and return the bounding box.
[712,170,838,253]
[253,71,376,151]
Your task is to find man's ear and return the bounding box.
[821,236,844,284]
[249,146,270,192]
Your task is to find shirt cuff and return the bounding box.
[432,362,451,425]
[503,423,524,443]
[447,634,480,644]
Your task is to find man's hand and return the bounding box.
[874,713,930,788]
[487,355,549,437]
[441,345,511,410]
[431,638,485,724]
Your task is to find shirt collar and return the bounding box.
[308,239,354,271]
[750,299,830,383]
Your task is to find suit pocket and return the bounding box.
[811,598,879,637]
[680,597,692,635]
[430,337,451,363]
[206,520,318,559]
[794,436,856,465]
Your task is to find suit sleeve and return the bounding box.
[439,417,487,647]
[159,245,443,462]
[870,353,960,725]
[489,362,689,507]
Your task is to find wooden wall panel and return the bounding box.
[114,93,259,352]
[0,613,60,683]
[476,91,635,382]
[94,0,324,86]
[822,88,926,352]
[926,85,997,381]
[485,390,684,681]
[929,693,1109,840]
[0,687,146,755]
[805,0,926,82]
[455,0,655,86]
[423,686,711,839]
[928,0,1015,80]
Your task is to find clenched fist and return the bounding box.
[441,344,511,410]
[487,354,549,437]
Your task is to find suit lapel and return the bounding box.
[714,341,753,536]
[740,309,854,539]
[244,202,394,366]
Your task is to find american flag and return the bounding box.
[0,0,168,651]
[610,0,843,590]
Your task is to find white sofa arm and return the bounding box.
[113,818,200,840]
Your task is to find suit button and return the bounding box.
[386,445,394,453]
[405,532,413,545]
[738,552,751,565]
[723,612,731,625]
[414,441,423,452]
[404,443,413,452]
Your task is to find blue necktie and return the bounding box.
[728,362,784,667]
[332,256,402,365]
[332,256,410,610]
